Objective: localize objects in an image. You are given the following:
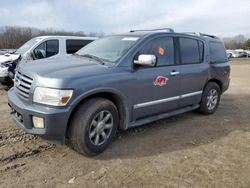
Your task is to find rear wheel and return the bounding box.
[198,82,221,115]
[67,98,118,156]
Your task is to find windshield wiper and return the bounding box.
[80,54,105,65]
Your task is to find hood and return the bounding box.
[19,55,113,79]
[0,53,20,63]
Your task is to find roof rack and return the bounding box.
[184,32,218,39]
[130,28,174,33]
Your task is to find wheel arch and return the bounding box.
[66,89,129,139]
[204,78,222,92]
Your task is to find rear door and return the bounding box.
[133,36,181,120]
[177,37,208,107]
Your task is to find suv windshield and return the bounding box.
[15,37,43,55]
[76,36,140,63]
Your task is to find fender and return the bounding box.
[69,87,132,130]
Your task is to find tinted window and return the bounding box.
[198,41,204,62]
[33,40,59,59]
[46,40,59,57]
[140,37,174,66]
[66,39,93,54]
[179,38,204,64]
[209,42,227,62]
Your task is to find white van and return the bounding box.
[0,36,97,87]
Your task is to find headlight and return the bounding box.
[33,87,73,106]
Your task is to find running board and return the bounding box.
[128,105,199,128]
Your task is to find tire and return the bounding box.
[0,78,13,91]
[67,98,119,156]
[198,82,221,115]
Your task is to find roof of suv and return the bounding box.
[120,28,221,42]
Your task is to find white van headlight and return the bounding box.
[33,87,73,106]
[0,66,9,77]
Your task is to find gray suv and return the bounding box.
[8,28,230,156]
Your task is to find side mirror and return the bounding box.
[28,52,35,60]
[134,54,156,67]
[33,49,46,59]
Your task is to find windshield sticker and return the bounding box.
[158,47,165,56]
[121,37,139,41]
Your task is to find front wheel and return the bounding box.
[198,82,221,115]
[67,98,119,156]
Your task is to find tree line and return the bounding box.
[223,35,250,50]
[0,26,249,50]
[0,26,101,49]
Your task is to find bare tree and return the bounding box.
[0,26,87,49]
[223,35,248,49]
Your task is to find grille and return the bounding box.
[14,71,33,99]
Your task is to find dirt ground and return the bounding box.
[0,59,250,188]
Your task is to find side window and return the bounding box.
[209,42,227,63]
[140,37,174,66]
[66,39,93,54]
[33,40,59,59]
[46,40,59,57]
[33,42,46,59]
[179,38,204,64]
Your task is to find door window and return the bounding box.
[140,37,174,66]
[179,38,204,64]
[33,40,59,59]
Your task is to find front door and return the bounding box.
[133,36,181,120]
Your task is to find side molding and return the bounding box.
[134,91,202,109]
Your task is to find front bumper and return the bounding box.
[7,88,72,144]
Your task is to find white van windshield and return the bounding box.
[15,38,43,55]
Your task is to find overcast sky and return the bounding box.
[1,0,250,37]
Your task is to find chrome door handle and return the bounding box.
[170,71,180,76]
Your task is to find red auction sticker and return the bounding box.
[154,76,169,86]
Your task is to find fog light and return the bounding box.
[32,116,44,129]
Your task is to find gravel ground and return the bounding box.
[0,59,250,188]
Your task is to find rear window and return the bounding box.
[66,39,93,54]
[179,38,204,64]
[209,42,227,63]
